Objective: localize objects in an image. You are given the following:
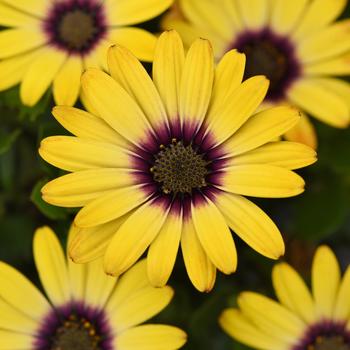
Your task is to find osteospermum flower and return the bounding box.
[163,0,350,148]
[39,30,316,292]
[0,0,172,106]
[0,226,186,350]
[220,246,350,350]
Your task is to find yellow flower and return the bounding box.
[0,0,173,106]
[163,0,350,148]
[0,226,186,350]
[220,246,350,350]
[39,30,316,292]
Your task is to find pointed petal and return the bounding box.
[191,197,237,274]
[103,199,170,276]
[312,246,341,318]
[218,164,305,198]
[216,192,284,259]
[181,218,216,292]
[273,263,316,324]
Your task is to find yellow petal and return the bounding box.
[312,245,341,318]
[236,0,269,29]
[53,55,82,106]
[272,263,316,324]
[270,0,309,34]
[296,19,350,63]
[109,286,174,332]
[103,199,170,276]
[191,197,237,274]
[81,68,153,147]
[294,0,347,39]
[0,299,38,334]
[333,267,350,321]
[153,30,185,124]
[42,168,136,207]
[207,76,269,147]
[231,141,317,170]
[284,113,318,149]
[180,218,216,292]
[0,48,40,91]
[84,259,116,308]
[108,27,157,62]
[287,78,349,128]
[108,45,168,132]
[1,0,49,17]
[52,106,128,148]
[39,136,131,172]
[0,330,34,349]
[147,206,182,287]
[0,28,46,59]
[74,185,149,227]
[69,217,129,263]
[21,47,67,106]
[304,52,350,76]
[208,49,246,115]
[219,164,305,198]
[216,192,284,259]
[179,0,237,42]
[179,38,214,133]
[33,227,71,306]
[0,261,51,321]
[0,3,40,27]
[238,292,305,343]
[105,0,173,26]
[219,308,289,350]
[106,260,150,310]
[222,106,301,157]
[115,325,187,350]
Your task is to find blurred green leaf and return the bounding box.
[0,129,21,155]
[30,179,68,220]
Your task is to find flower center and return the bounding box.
[310,336,350,350]
[151,140,208,194]
[58,10,97,51]
[233,29,300,101]
[50,315,102,350]
[44,1,107,54]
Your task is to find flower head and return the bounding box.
[39,30,316,292]
[220,246,350,350]
[0,0,172,106]
[163,0,350,148]
[0,226,186,350]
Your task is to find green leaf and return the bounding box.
[0,129,21,155]
[30,179,68,220]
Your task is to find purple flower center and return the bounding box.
[151,139,209,194]
[232,29,301,102]
[33,302,113,350]
[44,0,107,55]
[293,321,350,350]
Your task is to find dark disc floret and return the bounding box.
[44,0,107,55]
[293,321,350,350]
[34,302,113,350]
[232,29,301,101]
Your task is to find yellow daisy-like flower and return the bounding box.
[39,30,316,292]
[163,0,350,148]
[0,226,186,350]
[220,246,350,350]
[0,0,172,107]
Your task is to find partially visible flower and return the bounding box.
[163,0,350,148]
[39,30,316,292]
[0,226,186,350]
[220,246,350,350]
[0,0,172,106]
